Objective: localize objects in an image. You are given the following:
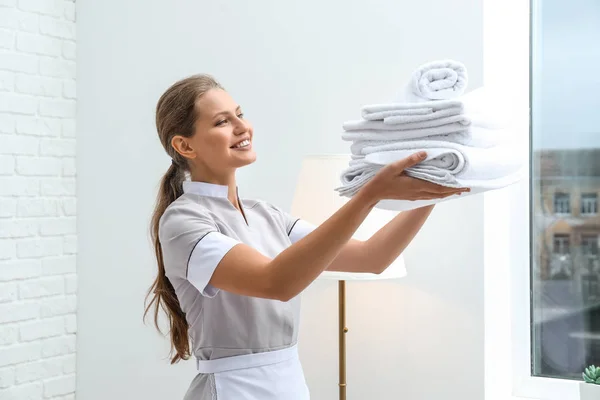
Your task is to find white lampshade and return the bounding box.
[290,154,407,281]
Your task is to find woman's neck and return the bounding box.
[189,170,240,210]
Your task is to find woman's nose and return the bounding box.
[233,117,249,134]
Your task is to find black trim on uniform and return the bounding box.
[185,231,216,278]
[287,219,300,236]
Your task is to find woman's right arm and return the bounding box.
[209,151,466,301]
[210,186,376,301]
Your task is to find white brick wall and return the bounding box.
[0,0,77,398]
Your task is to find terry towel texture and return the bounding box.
[360,100,463,123]
[335,59,524,212]
[402,59,468,102]
[338,141,523,195]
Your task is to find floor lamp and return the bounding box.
[290,154,407,400]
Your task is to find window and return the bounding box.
[553,193,570,214]
[581,234,599,256]
[552,234,570,255]
[581,193,598,215]
[483,0,597,398]
[530,0,600,387]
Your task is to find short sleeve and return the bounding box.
[267,203,316,244]
[288,219,316,243]
[159,202,240,297]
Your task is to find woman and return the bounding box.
[145,74,469,399]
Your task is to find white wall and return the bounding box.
[76,1,483,399]
[0,0,77,399]
[300,195,484,400]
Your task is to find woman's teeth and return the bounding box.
[233,140,250,149]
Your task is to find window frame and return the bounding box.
[482,0,584,399]
[552,234,570,255]
[553,192,571,215]
[580,234,599,256]
[580,193,598,216]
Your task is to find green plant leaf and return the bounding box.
[595,377,600,384]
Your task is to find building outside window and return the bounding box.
[530,0,600,386]
[581,193,598,215]
[553,193,571,214]
[581,234,599,256]
[552,234,570,255]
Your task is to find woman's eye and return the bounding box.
[216,113,243,126]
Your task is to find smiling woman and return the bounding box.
[168,82,257,183]
[143,73,468,400]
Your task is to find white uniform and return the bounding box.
[159,181,315,399]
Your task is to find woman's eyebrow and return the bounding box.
[212,106,241,118]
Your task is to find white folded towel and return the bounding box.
[336,62,521,211]
[336,139,524,198]
[360,99,463,122]
[343,114,470,132]
[349,126,505,155]
[366,143,523,187]
[401,59,468,103]
[342,122,470,142]
[363,107,433,121]
[342,88,506,146]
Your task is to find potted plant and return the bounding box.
[581,365,600,400]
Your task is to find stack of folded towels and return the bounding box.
[335,59,525,211]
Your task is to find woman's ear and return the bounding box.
[171,135,196,161]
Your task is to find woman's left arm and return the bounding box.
[326,205,435,274]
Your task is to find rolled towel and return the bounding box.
[402,59,468,103]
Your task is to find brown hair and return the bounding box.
[144,74,224,363]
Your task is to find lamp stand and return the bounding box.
[338,280,347,400]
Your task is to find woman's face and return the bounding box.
[173,88,256,179]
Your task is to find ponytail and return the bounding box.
[148,73,223,363]
[144,162,189,364]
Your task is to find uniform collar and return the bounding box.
[183,181,231,198]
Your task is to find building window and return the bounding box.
[530,0,600,386]
[581,193,598,215]
[552,234,570,255]
[580,234,598,256]
[553,193,570,214]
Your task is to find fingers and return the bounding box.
[389,151,427,171]
[418,185,470,198]
[416,180,470,194]
[427,186,468,195]
[418,191,464,199]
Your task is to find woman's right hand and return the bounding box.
[360,151,470,203]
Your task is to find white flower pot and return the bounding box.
[580,382,600,400]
